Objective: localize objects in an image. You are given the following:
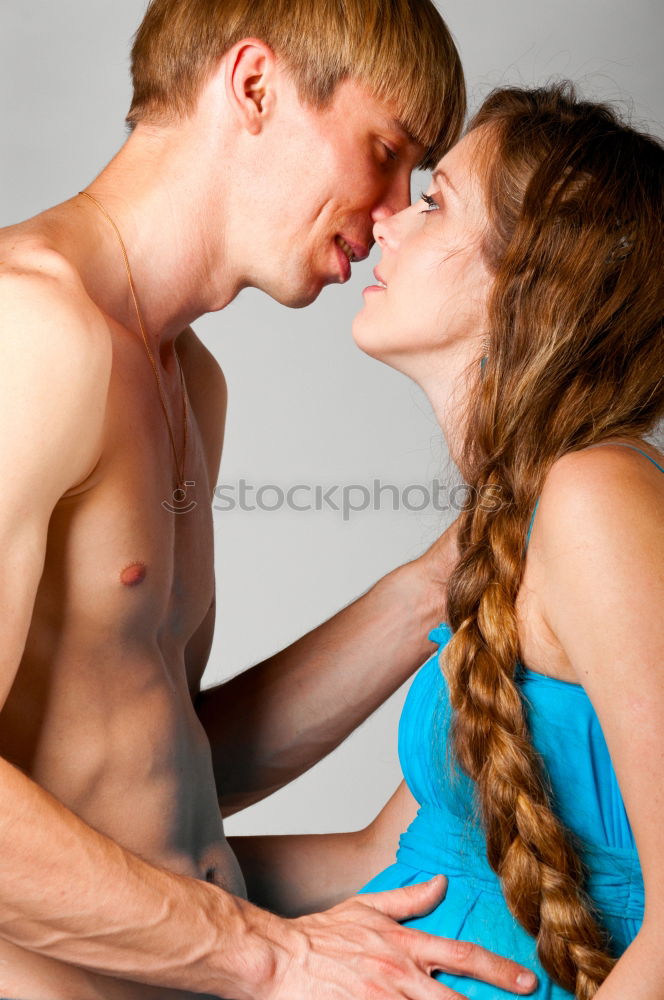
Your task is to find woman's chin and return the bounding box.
[352,326,420,383]
[351,316,390,363]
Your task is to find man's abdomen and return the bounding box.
[0,638,245,998]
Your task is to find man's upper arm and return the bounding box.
[0,271,110,708]
[535,448,664,922]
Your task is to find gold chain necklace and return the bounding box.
[78,190,188,491]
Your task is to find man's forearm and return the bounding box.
[0,756,277,998]
[0,756,538,1000]
[195,528,456,815]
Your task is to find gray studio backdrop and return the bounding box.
[2,1,662,838]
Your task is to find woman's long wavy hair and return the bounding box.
[443,83,664,997]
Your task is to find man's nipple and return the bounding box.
[120,562,147,587]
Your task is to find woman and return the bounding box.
[230,84,664,998]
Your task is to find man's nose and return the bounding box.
[371,171,414,249]
[371,172,413,223]
[373,212,402,252]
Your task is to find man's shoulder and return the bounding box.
[0,240,112,371]
[0,242,113,499]
[175,327,227,487]
[176,326,227,413]
[0,242,112,471]
[176,326,226,379]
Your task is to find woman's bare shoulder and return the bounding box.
[532,438,664,556]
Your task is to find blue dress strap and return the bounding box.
[525,498,540,550]
[604,443,664,474]
[524,444,663,552]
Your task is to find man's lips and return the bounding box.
[335,234,370,264]
[332,235,370,283]
[334,241,352,283]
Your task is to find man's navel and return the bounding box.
[120,562,147,587]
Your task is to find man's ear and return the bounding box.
[224,39,277,135]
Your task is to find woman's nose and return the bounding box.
[373,204,411,251]
[373,217,390,249]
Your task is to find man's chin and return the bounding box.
[272,278,327,310]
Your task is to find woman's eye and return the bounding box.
[420,192,439,213]
[382,143,398,163]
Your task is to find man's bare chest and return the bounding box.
[35,330,217,660]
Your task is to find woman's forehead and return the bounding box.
[432,129,490,211]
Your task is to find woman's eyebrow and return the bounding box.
[432,167,459,197]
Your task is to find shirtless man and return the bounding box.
[0,1,539,997]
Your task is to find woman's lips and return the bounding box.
[362,267,387,295]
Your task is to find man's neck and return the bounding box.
[57,121,243,353]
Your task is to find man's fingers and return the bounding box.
[430,987,467,1000]
[359,875,449,921]
[400,974,468,1000]
[347,882,537,997]
[405,930,538,995]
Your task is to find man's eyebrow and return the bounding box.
[388,117,422,149]
[433,167,459,197]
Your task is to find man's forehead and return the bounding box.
[388,116,423,150]
[331,78,428,159]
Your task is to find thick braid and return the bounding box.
[445,494,616,997]
[438,80,664,997]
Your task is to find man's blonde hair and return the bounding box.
[127,0,466,168]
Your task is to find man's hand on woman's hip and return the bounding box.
[250,877,537,1000]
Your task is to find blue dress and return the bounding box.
[358,445,661,998]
